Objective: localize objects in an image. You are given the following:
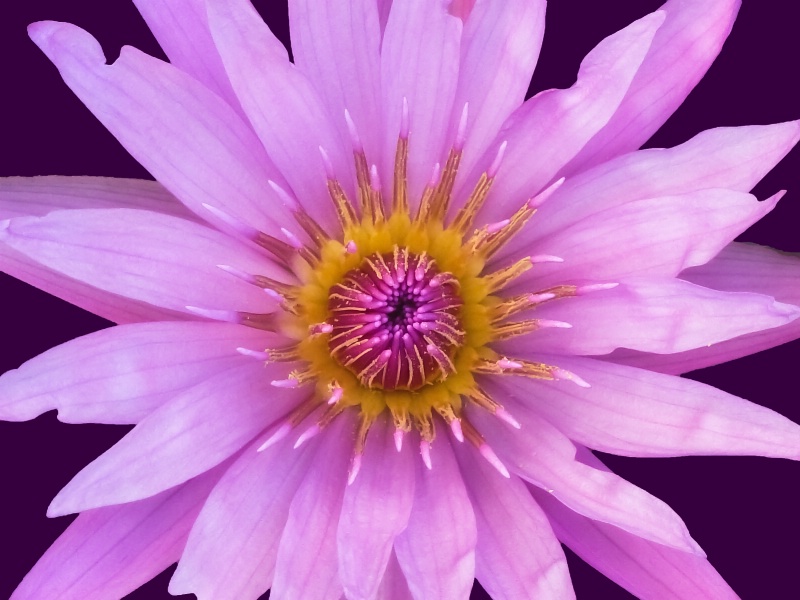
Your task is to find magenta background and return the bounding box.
[1,1,799,598]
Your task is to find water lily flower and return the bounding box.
[2,1,800,599]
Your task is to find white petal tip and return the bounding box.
[394,429,404,452]
[420,441,433,470]
[348,454,363,485]
[479,444,510,478]
[530,255,564,264]
[450,419,465,443]
[258,423,291,452]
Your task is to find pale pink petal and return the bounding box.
[494,355,800,459]
[11,465,226,600]
[0,176,194,221]
[47,362,304,516]
[507,276,800,356]
[169,435,318,599]
[562,0,742,174]
[28,21,296,237]
[271,414,355,600]
[450,0,546,190]
[205,0,350,230]
[514,121,800,249]
[0,322,271,424]
[0,208,286,315]
[338,416,415,599]
[131,0,241,108]
[521,188,779,287]
[468,403,702,555]
[375,552,413,600]
[610,243,800,374]
[454,443,574,600]
[288,0,383,168]
[380,0,463,205]
[472,11,663,224]
[0,246,186,324]
[395,435,477,600]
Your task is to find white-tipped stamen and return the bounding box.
[236,347,270,361]
[400,96,410,139]
[528,292,557,304]
[553,367,591,388]
[280,227,304,250]
[257,422,292,452]
[369,164,382,192]
[319,145,335,179]
[344,108,363,153]
[577,282,620,294]
[486,219,511,234]
[530,254,565,264]
[455,102,469,151]
[487,141,508,179]
[537,319,573,329]
[420,440,433,470]
[217,264,257,285]
[294,424,321,449]
[185,306,240,323]
[271,378,300,389]
[309,322,334,336]
[267,179,300,211]
[345,240,358,254]
[495,408,522,429]
[528,177,566,209]
[479,443,511,478]
[450,418,465,442]
[327,386,344,405]
[496,358,523,370]
[201,203,259,239]
[348,453,363,485]
[394,428,405,452]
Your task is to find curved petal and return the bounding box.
[28,21,296,237]
[609,243,800,374]
[454,443,574,600]
[468,403,702,555]
[47,362,304,516]
[288,0,383,169]
[471,11,663,224]
[11,464,226,600]
[395,435,477,600]
[0,176,194,221]
[338,415,415,600]
[562,0,742,174]
[506,277,800,356]
[169,435,317,599]
[0,322,271,424]
[376,552,413,600]
[205,0,349,231]
[380,0,463,206]
[0,208,286,315]
[450,0,546,191]
[495,355,800,459]
[271,414,355,600]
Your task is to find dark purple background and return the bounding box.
[1,1,799,598]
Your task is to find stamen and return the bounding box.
[491,293,556,322]
[491,318,572,341]
[236,347,270,361]
[320,146,358,229]
[530,255,564,264]
[495,407,521,429]
[201,203,296,264]
[415,162,442,223]
[270,367,316,388]
[257,395,322,452]
[473,357,557,380]
[553,367,591,388]
[462,417,510,478]
[577,282,620,294]
[527,177,566,209]
[428,106,467,220]
[327,383,344,405]
[294,423,321,449]
[450,141,506,234]
[483,256,535,292]
[257,422,292,452]
[420,439,433,470]
[184,306,279,331]
[454,102,469,151]
[268,180,329,246]
[280,227,318,264]
[309,322,334,336]
[349,414,374,484]
[394,428,405,452]
[345,240,358,254]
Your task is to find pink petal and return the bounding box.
[450,0,546,191]
[495,355,800,459]
[338,416,415,599]
[11,465,226,600]
[131,0,242,109]
[380,0,463,205]
[0,208,286,315]
[0,245,186,324]
[375,552,413,600]
[47,362,304,516]
[509,276,800,356]
[0,322,271,424]
[205,0,350,231]
[530,450,738,600]
[0,176,194,221]
[271,414,356,600]
[610,243,800,374]
[395,435,477,599]
[522,188,779,287]
[169,435,317,598]
[288,0,383,169]
[514,121,800,249]
[562,0,742,174]
[454,443,575,600]
[28,21,296,237]
[472,11,664,224]
[468,403,702,555]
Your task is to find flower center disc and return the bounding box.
[328,246,464,391]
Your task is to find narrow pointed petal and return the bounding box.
[375,552,413,600]
[524,188,778,286]
[531,457,739,600]
[47,362,305,516]
[206,0,348,230]
[469,404,703,555]
[0,208,286,315]
[131,0,241,108]
[168,436,316,599]
[288,0,383,167]
[473,11,663,224]
[338,416,415,600]
[380,0,463,205]
[563,0,742,174]
[610,243,800,374]
[454,444,575,600]
[271,415,355,600]
[0,322,273,424]
[450,0,546,190]
[11,465,226,600]
[496,355,800,459]
[28,21,294,236]
[512,277,800,356]
[395,437,477,600]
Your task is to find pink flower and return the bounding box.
[2,0,800,598]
